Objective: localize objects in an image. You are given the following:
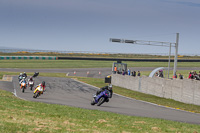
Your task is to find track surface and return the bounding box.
[1,76,200,125]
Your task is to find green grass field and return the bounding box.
[1,60,200,69]
[0,89,200,133]
[0,59,199,79]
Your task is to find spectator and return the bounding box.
[179,73,183,79]
[189,71,195,79]
[113,65,117,74]
[117,70,120,74]
[128,69,131,76]
[132,71,136,77]
[155,72,158,77]
[122,70,126,75]
[173,72,177,78]
[137,71,141,77]
[158,70,164,78]
[188,72,192,79]
[191,71,194,79]
[125,70,128,75]
[194,71,200,80]
[195,75,200,80]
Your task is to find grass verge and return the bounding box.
[1,89,200,133]
[1,60,200,68]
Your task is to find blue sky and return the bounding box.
[0,0,200,55]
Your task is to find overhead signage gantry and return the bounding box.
[110,33,179,78]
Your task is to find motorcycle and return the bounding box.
[91,89,111,106]
[33,85,44,98]
[20,80,27,93]
[28,81,34,90]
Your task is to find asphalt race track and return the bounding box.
[1,76,200,125]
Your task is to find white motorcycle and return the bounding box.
[28,81,34,90]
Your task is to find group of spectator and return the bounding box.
[155,70,164,78]
[165,71,200,80]
[114,67,141,77]
[113,65,200,81]
[123,69,141,77]
[173,71,200,80]
[188,71,200,80]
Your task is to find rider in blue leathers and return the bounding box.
[96,84,113,102]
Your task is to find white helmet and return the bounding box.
[20,73,22,75]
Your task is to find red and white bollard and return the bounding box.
[99,71,101,75]
[74,71,76,75]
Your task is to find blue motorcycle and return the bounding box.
[91,89,111,106]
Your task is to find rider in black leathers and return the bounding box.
[96,84,113,102]
[22,72,27,79]
[18,73,23,82]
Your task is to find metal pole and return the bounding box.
[173,33,179,78]
[168,43,171,78]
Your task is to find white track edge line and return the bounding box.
[12,79,27,101]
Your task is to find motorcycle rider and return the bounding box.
[22,72,27,79]
[28,76,34,83]
[19,77,27,87]
[28,76,34,85]
[18,73,23,82]
[96,84,113,102]
[35,81,46,94]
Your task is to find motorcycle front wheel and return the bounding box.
[33,92,40,98]
[22,87,25,93]
[97,97,105,106]
[91,99,95,105]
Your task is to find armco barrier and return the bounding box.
[111,74,200,106]
[0,56,57,60]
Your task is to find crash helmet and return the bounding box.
[41,81,45,87]
[30,76,33,80]
[108,84,112,90]
[20,73,22,75]
[24,72,26,74]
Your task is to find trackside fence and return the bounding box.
[112,74,200,106]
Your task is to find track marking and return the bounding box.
[12,78,27,101]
